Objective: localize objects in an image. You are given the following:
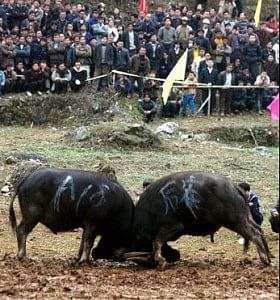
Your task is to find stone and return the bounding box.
[109,124,160,147]
[155,122,179,135]
[1,185,10,194]
[5,156,18,165]
[72,127,90,142]
[193,133,211,142]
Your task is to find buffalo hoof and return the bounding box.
[157,261,168,271]
[161,244,180,263]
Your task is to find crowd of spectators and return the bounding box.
[0,0,279,119]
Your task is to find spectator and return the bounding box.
[158,17,176,53]
[63,37,75,68]
[123,22,139,57]
[191,47,206,76]
[255,71,270,114]
[269,199,279,234]
[143,72,159,103]
[138,93,157,123]
[75,36,92,79]
[243,34,262,80]
[0,35,16,69]
[161,90,181,118]
[263,55,279,84]
[12,0,28,29]
[4,64,17,93]
[40,61,51,93]
[130,46,151,97]
[261,41,276,64]
[170,41,184,64]
[56,10,68,34]
[107,18,119,43]
[181,71,197,116]
[157,52,173,79]
[51,63,71,93]
[238,182,263,226]
[93,35,114,91]
[113,40,130,72]
[195,29,210,52]
[92,16,108,44]
[146,34,162,72]
[14,61,26,92]
[70,61,87,92]
[114,75,133,97]
[15,35,31,66]
[135,13,157,42]
[0,69,5,95]
[48,33,65,66]
[232,80,247,113]
[24,62,44,96]
[176,16,193,45]
[199,59,219,115]
[217,63,236,115]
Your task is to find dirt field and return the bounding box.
[0,114,279,299]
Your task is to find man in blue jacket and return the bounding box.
[239,182,263,225]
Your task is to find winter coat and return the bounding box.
[15,44,31,66]
[243,42,262,64]
[75,44,92,65]
[130,54,151,75]
[48,41,65,66]
[0,44,16,69]
[93,44,114,67]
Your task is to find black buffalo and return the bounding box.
[127,171,272,268]
[9,168,134,262]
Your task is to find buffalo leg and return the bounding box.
[234,222,271,265]
[16,218,38,260]
[244,217,274,259]
[77,230,85,260]
[153,223,185,269]
[78,225,97,263]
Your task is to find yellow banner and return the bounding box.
[254,0,263,26]
[162,49,188,104]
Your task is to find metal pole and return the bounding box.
[207,87,211,117]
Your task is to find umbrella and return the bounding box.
[267,93,279,120]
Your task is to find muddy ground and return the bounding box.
[0,114,279,299]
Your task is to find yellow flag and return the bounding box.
[162,49,188,104]
[254,0,263,27]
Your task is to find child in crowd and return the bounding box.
[181,71,197,116]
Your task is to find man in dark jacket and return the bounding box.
[138,93,157,123]
[130,46,151,97]
[199,59,219,115]
[217,64,236,115]
[113,40,130,72]
[146,34,162,72]
[93,35,114,91]
[70,61,87,92]
[24,62,44,96]
[63,37,76,68]
[243,34,262,80]
[269,199,279,234]
[48,33,65,66]
[15,36,31,66]
[239,182,263,226]
[12,0,28,29]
